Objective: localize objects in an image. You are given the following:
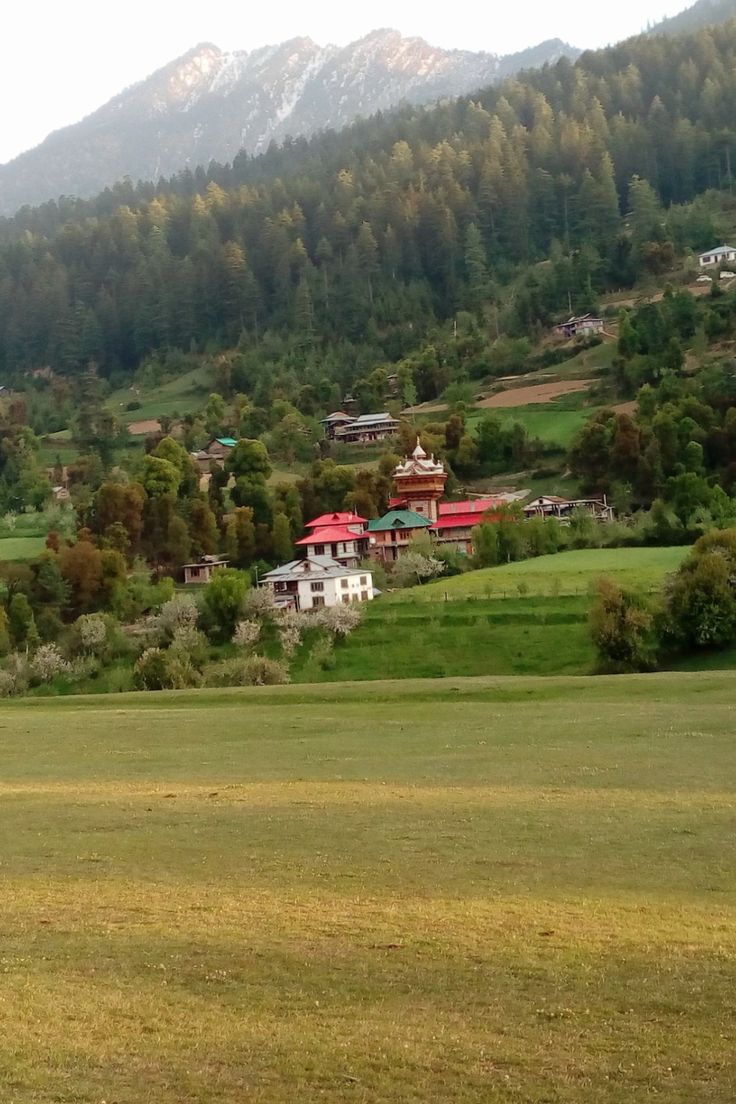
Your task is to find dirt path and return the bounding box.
[477,379,594,408]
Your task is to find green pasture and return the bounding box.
[394,546,689,602]
[0,535,47,561]
[1,672,736,1102]
[106,365,216,424]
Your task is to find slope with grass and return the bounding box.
[2,673,736,1102]
[0,535,47,562]
[292,547,689,683]
[397,546,690,601]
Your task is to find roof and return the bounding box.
[183,556,229,569]
[262,556,370,582]
[305,511,367,528]
[557,314,603,326]
[366,509,433,532]
[295,525,369,545]
[701,244,736,255]
[320,411,354,423]
[216,437,237,447]
[438,498,507,517]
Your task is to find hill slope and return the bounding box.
[650,0,736,35]
[0,30,577,215]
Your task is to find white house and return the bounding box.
[699,245,736,268]
[261,556,374,611]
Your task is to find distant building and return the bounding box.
[320,412,355,440]
[261,556,374,611]
[183,555,230,585]
[367,509,433,563]
[191,437,238,471]
[432,496,525,554]
[321,412,400,444]
[554,314,605,339]
[699,244,736,268]
[51,485,71,504]
[523,495,614,522]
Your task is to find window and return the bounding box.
[342,595,350,604]
[341,579,349,589]
[312,596,325,608]
[360,576,367,586]
[314,544,324,556]
[310,581,324,592]
[361,590,369,601]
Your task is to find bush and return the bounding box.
[278,609,308,657]
[30,643,70,685]
[133,648,171,691]
[74,613,108,655]
[312,603,363,638]
[157,594,199,641]
[232,619,261,648]
[203,655,290,687]
[241,587,277,620]
[590,577,658,672]
[0,669,18,697]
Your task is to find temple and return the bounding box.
[389,440,448,522]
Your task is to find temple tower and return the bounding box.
[391,439,447,523]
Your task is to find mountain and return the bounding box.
[0,30,578,216]
[649,0,736,35]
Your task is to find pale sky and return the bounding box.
[2,0,688,164]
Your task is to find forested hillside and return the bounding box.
[2,19,736,407]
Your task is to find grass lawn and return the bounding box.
[2,672,736,1101]
[106,365,216,424]
[466,395,600,449]
[0,535,47,561]
[394,546,690,602]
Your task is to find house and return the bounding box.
[523,495,614,522]
[554,314,605,339]
[191,437,237,471]
[295,517,371,568]
[261,556,374,611]
[699,244,736,268]
[320,412,355,440]
[367,509,433,562]
[51,485,71,504]
[431,495,526,554]
[183,555,230,585]
[332,412,400,444]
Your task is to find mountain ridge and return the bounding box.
[0,29,578,215]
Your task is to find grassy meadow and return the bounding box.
[2,673,736,1102]
[400,546,689,601]
[0,535,47,561]
[290,547,690,683]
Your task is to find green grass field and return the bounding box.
[297,548,690,683]
[2,673,736,1102]
[106,366,216,424]
[466,394,600,449]
[0,535,47,561]
[396,546,689,602]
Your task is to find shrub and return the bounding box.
[277,609,308,657]
[232,619,261,648]
[0,669,18,697]
[30,643,70,684]
[203,655,289,687]
[157,594,199,640]
[133,648,171,691]
[312,603,363,638]
[75,613,108,655]
[241,587,277,620]
[201,569,251,641]
[170,626,209,666]
[590,576,658,672]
